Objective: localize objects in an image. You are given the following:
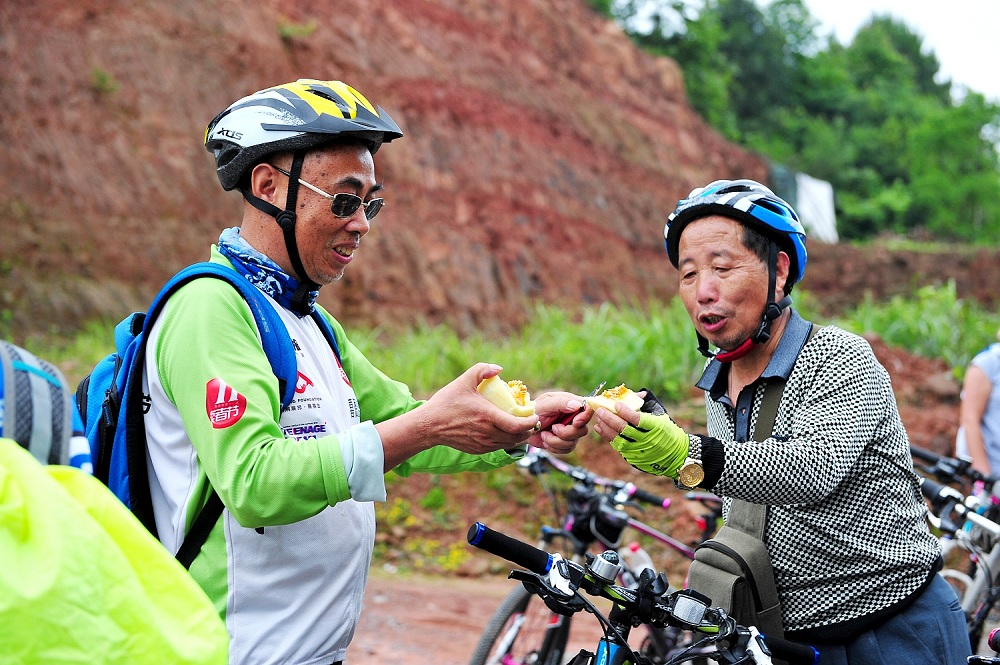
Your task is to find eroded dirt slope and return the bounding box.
[4,0,997,342]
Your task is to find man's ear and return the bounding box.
[776,250,791,295]
[249,163,283,204]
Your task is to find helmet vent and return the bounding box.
[307,89,351,113]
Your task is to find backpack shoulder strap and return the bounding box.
[152,262,299,409]
[128,262,300,567]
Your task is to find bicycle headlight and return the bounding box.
[670,589,711,627]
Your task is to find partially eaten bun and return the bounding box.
[477,376,536,417]
[585,385,643,413]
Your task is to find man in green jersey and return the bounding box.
[144,79,590,665]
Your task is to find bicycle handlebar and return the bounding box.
[468,521,819,665]
[521,447,669,509]
[467,523,553,575]
[919,477,1000,536]
[761,635,820,665]
[910,445,1000,489]
[628,483,670,509]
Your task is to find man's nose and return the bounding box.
[345,211,371,236]
[695,273,718,303]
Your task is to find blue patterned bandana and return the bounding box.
[216,227,318,315]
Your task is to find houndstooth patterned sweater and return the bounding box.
[694,309,940,642]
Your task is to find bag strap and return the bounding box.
[727,377,783,541]
[176,492,224,569]
[728,324,818,541]
[141,263,283,566]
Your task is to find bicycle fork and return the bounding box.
[492,610,568,665]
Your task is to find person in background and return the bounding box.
[0,340,229,664]
[591,180,970,664]
[145,78,590,665]
[956,328,1000,475]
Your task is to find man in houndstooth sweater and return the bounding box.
[592,179,970,664]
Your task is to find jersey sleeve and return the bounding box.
[319,311,519,477]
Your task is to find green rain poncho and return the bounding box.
[0,438,228,664]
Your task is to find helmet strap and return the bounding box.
[240,151,320,316]
[750,241,782,344]
[695,241,792,364]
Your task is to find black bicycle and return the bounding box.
[467,448,722,665]
[467,521,818,665]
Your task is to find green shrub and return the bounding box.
[90,67,120,95]
[29,288,1000,405]
[836,281,1000,374]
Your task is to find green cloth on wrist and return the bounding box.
[610,412,690,477]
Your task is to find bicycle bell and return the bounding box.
[588,550,622,584]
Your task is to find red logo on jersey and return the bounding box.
[295,371,314,394]
[336,355,351,387]
[206,378,246,429]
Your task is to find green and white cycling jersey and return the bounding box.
[142,252,516,665]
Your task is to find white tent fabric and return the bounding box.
[794,172,838,243]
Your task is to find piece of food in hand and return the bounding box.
[585,384,643,414]
[477,376,536,416]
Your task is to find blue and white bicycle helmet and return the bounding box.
[663,179,808,360]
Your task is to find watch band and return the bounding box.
[687,434,702,461]
[675,434,705,490]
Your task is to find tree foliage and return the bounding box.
[588,0,1000,242]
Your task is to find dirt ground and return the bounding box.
[351,570,505,664]
[352,570,609,664]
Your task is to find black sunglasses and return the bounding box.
[270,165,384,220]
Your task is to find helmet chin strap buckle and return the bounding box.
[275,210,296,231]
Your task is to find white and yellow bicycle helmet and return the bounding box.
[205,79,403,191]
[204,80,403,313]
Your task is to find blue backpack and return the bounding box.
[76,261,341,568]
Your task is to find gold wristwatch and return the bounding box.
[676,435,705,490]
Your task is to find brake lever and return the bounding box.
[509,568,588,616]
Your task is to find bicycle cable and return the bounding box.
[576,590,642,663]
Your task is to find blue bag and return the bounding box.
[75,262,341,567]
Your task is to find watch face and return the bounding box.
[679,462,705,488]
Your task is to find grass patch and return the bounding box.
[90,67,120,95]
[277,17,317,42]
[23,286,1000,403]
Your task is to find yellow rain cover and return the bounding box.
[0,438,228,664]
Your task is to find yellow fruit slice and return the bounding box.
[477,376,536,416]
[585,385,643,413]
